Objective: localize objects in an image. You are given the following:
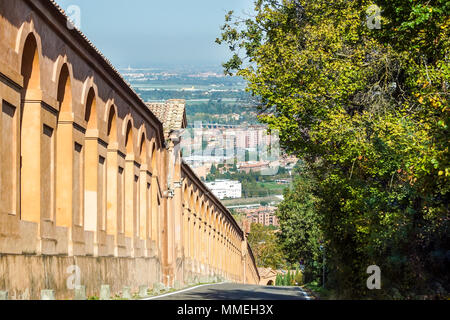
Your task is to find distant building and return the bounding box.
[183,155,234,165]
[238,161,270,173]
[236,206,280,229]
[205,180,242,200]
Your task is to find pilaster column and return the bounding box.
[139,164,149,256]
[106,144,120,256]
[124,154,136,257]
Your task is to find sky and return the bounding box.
[55,0,255,69]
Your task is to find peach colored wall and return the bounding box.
[0,0,259,299]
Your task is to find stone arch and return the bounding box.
[199,197,205,221]
[104,99,116,122]
[105,103,119,236]
[207,205,212,227]
[106,103,118,144]
[136,126,148,242]
[210,206,216,228]
[82,76,99,130]
[125,121,132,151]
[56,63,73,114]
[150,142,158,176]
[20,33,41,97]
[138,126,148,165]
[203,197,209,222]
[56,62,78,228]
[19,32,42,223]
[218,215,222,234]
[123,117,135,238]
[195,193,200,215]
[183,183,189,208]
[122,115,135,155]
[200,196,206,218]
[81,77,96,108]
[15,15,42,60]
[83,85,104,234]
[202,197,208,225]
[84,87,97,129]
[189,188,194,211]
[214,211,219,230]
[53,57,76,115]
[201,198,207,222]
[52,55,72,83]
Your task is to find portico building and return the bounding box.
[0,0,259,299]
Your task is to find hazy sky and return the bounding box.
[54,0,254,69]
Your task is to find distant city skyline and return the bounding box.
[54,0,254,69]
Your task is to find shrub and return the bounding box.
[295,272,303,286]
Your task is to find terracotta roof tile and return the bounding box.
[147,100,186,138]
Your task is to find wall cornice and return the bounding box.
[26,0,165,146]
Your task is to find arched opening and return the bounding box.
[21,34,40,96]
[189,190,194,211]
[195,195,200,214]
[183,184,189,258]
[139,134,147,165]
[199,200,205,264]
[138,132,147,242]
[124,120,135,238]
[106,106,120,238]
[189,189,195,260]
[267,280,274,286]
[125,121,133,155]
[56,64,79,228]
[107,107,117,143]
[150,143,159,248]
[183,186,189,208]
[84,88,104,236]
[207,207,213,266]
[151,142,159,178]
[57,65,72,114]
[20,33,42,223]
[84,88,97,129]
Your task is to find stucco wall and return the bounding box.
[0,0,260,298]
[0,254,160,300]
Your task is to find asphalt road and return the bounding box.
[150,283,312,300]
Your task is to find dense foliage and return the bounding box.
[275,269,303,286]
[206,165,291,197]
[186,100,259,125]
[276,165,324,284]
[247,223,285,269]
[218,0,449,299]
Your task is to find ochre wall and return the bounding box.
[0,255,160,300]
[0,0,259,299]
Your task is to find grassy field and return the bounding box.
[303,281,333,300]
[259,181,289,194]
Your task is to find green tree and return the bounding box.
[276,165,323,284]
[286,271,291,286]
[232,158,238,172]
[294,268,303,286]
[210,164,217,176]
[247,223,285,269]
[218,0,449,299]
[275,274,282,286]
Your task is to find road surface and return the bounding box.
[149,283,312,300]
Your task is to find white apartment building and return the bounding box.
[205,180,242,200]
